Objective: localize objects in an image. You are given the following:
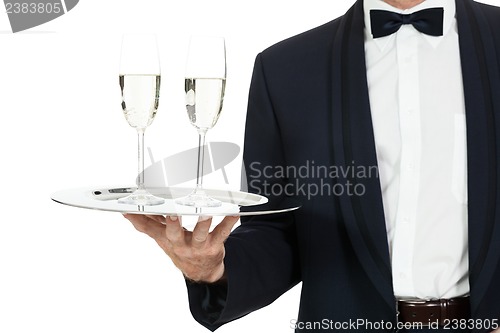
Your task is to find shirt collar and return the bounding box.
[364,0,456,50]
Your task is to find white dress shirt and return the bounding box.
[363,0,469,299]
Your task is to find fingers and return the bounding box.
[150,214,169,224]
[164,215,185,245]
[211,216,239,245]
[123,214,165,239]
[124,213,239,248]
[191,216,212,248]
[124,214,238,283]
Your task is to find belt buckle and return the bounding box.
[396,296,470,329]
[397,298,437,328]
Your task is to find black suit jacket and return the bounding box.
[186,0,500,331]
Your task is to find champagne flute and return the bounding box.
[176,36,226,208]
[117,34,164,206]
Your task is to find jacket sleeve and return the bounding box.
[185,53,301,331]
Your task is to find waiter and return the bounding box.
[125,0,500,331]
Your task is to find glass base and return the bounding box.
[175,189,222,208]
[117,189,165,206]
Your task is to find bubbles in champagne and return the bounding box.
[120,74,160,129]
[185,78,225,131]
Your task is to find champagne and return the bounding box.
[119,74,160,129]
[185,78,225,130]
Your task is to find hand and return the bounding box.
[123,214,239,283]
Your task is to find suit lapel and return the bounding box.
[330,0,395,313]
[456,0,500,315]
[330,0,500,316]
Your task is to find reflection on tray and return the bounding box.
[92,187,266,206]
[51,186,301,217]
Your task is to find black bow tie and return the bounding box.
[370,8,444,39]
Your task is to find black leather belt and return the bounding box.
[397,297,471,326]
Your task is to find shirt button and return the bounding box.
[408,163,415,171]
[402,217,410,224]
[399,273,407,279]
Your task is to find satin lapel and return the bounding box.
[330,0,395,313]
[456,0,500,315]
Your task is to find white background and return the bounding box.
[0,1,497,332]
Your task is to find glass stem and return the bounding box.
[137,128,145,191]
[195,129,207,192]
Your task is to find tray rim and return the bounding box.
[51,185,301,217]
